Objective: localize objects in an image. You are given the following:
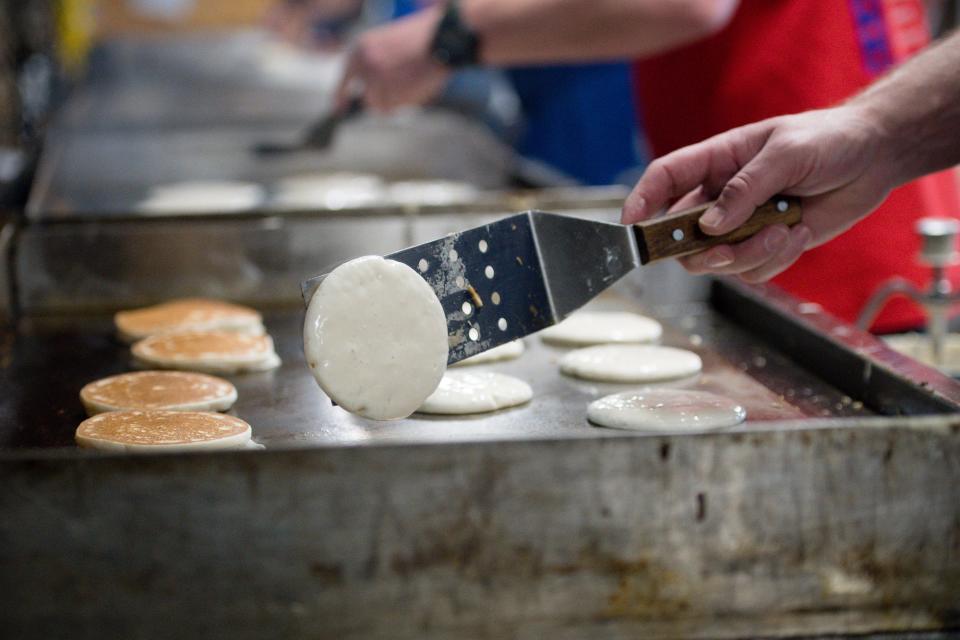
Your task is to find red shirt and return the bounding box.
[633,0,959,332]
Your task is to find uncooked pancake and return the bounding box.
[540,311,662,346]
[132,331,281,374]
[303,255,448,420]
[451,340,525,367]
[80,370,237,416]
[559,344,702,383]
[115,298,264,343]
[139,180,264,213]
[76,410,252,453]
[587,389,746,432]
[272,172,386,209]
[417,371,532,414]
[386,180,478,206]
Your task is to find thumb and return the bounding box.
[699,149,793,236]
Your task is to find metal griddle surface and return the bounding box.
[0,292,873,453]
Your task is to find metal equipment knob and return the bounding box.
[916,217,960,267]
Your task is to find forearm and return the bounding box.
[461,0,737,65]
[850,29,960,187]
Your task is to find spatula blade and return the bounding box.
[301,211,639,364]
[527,210,640,319]
[392,212,554,364]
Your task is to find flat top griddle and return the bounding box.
[0,284,881,454]
[4,279,960,640]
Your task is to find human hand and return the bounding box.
[335,7,451,113]
[622,106,896,282]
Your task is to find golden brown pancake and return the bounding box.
[131,331,280,374]
[76,410,252,452]
[114,298,264,343]
[80,370,238,416]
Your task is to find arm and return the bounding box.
[465,0,737,65]
[854,29,960,188]
[336,0,737,111]
[622,30,960,282]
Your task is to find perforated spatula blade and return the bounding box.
[301,198,801,364]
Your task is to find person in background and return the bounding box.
[268,0,642,185]
[623,29,960,284]
[334,0,959,333]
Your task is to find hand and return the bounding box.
[335,7,451,113]
[622,106,896,282]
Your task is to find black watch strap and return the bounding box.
[429,1,480,68]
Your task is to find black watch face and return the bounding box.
[434,47,453,65]
[432,9,478,67]
[436,33,466,65]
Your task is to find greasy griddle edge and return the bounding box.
[711,278,960,415]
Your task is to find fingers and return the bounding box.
[678,224,790,274]
[334,50,363,112]
[678,223,812,282]
[335,57,389,113]
[738,224,813,282]
[677,245,735,272]
[622,142,724,224]
[622,121,772,225]
[666,186,711,213]
[333,42,446,114]
[697,148,793,236]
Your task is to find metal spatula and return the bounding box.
[301,197,801,364]
[253,97,364,156]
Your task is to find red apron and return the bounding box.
[633,0,960,332]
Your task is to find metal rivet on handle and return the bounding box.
[776,200,789,212]
[672,229,684,241]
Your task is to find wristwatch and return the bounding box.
[429,1,481,68]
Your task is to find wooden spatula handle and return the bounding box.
[633,197,802,264]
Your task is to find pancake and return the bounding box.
[80,370,238,416]
[132,331,281,374]
[303,255,448,420]
[139,180,264,213]
[272,172,386,210]
[587,389,746,432]
[386,180,478,206]
[559,344,702,383]
[451,340,525,367]
[540,311,662,346]
[76,410,253,453]
[417,371,532,415]
[115,298,264,343]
